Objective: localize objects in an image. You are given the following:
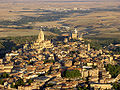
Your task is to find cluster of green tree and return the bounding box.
[0,26,33,29]
[0,73,9,85]
[62,70,81,78]
[43,59,55,64]
[28,61,34,65]
[42,27,62,35]
[45,35,57,40]
[112,82,120,90]
[85,38,113,50]
[70,50,80,54]
[45,83,54,87]
[0,13,67,26]
[0,79,4,85]
[0,72,9,78]
[77,86,88,90]
[11,78,33,89]
[0,8,94,26]
[105,64,120,78]
[0,33,57,58]
[0,36,37,58]
[11,78,25,89]
[84,38,120,53]
[26,79,33,85]
[49,28,62,35]
[92,8,120,12]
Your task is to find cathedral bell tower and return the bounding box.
[38,30,44,43]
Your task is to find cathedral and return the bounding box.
[31,30,53,53]
[38,30,44,43]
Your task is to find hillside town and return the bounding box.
[0,29,120,90]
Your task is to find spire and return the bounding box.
[38,30,44,42]
[75,28,78,34]
[87,43,90,51]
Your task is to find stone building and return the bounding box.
[31,30,53,53]
[87,44,90,51]
[38,30,44,42]
[64,38,68,43]
[71,29,78,39]
[63,60,72,67]
[90,84,112,90]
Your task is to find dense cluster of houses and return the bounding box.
[0,30,120,90]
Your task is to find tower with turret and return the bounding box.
[87,43,90,51]
[38,30,44,42]
[71,28,78,39]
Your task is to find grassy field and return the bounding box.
[62,11,120,39]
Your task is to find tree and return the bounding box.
[27,79,33,85]
[63,70,81,78]
[0,72,9,78]
[11,83,15,88]
[113,83,120,90]
[15,78,25,89]
[78,85,88,90]
[28,61,34,65]
[105,64,120,78]
[11,47,16,51]
[0,79,4,85]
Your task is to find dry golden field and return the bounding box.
[0,0,120,38]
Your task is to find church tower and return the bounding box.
[75,28,78,34]
[38,30,44,42]
[87,43,90,51]
[32,29,53,53]
[71,29,78,39]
